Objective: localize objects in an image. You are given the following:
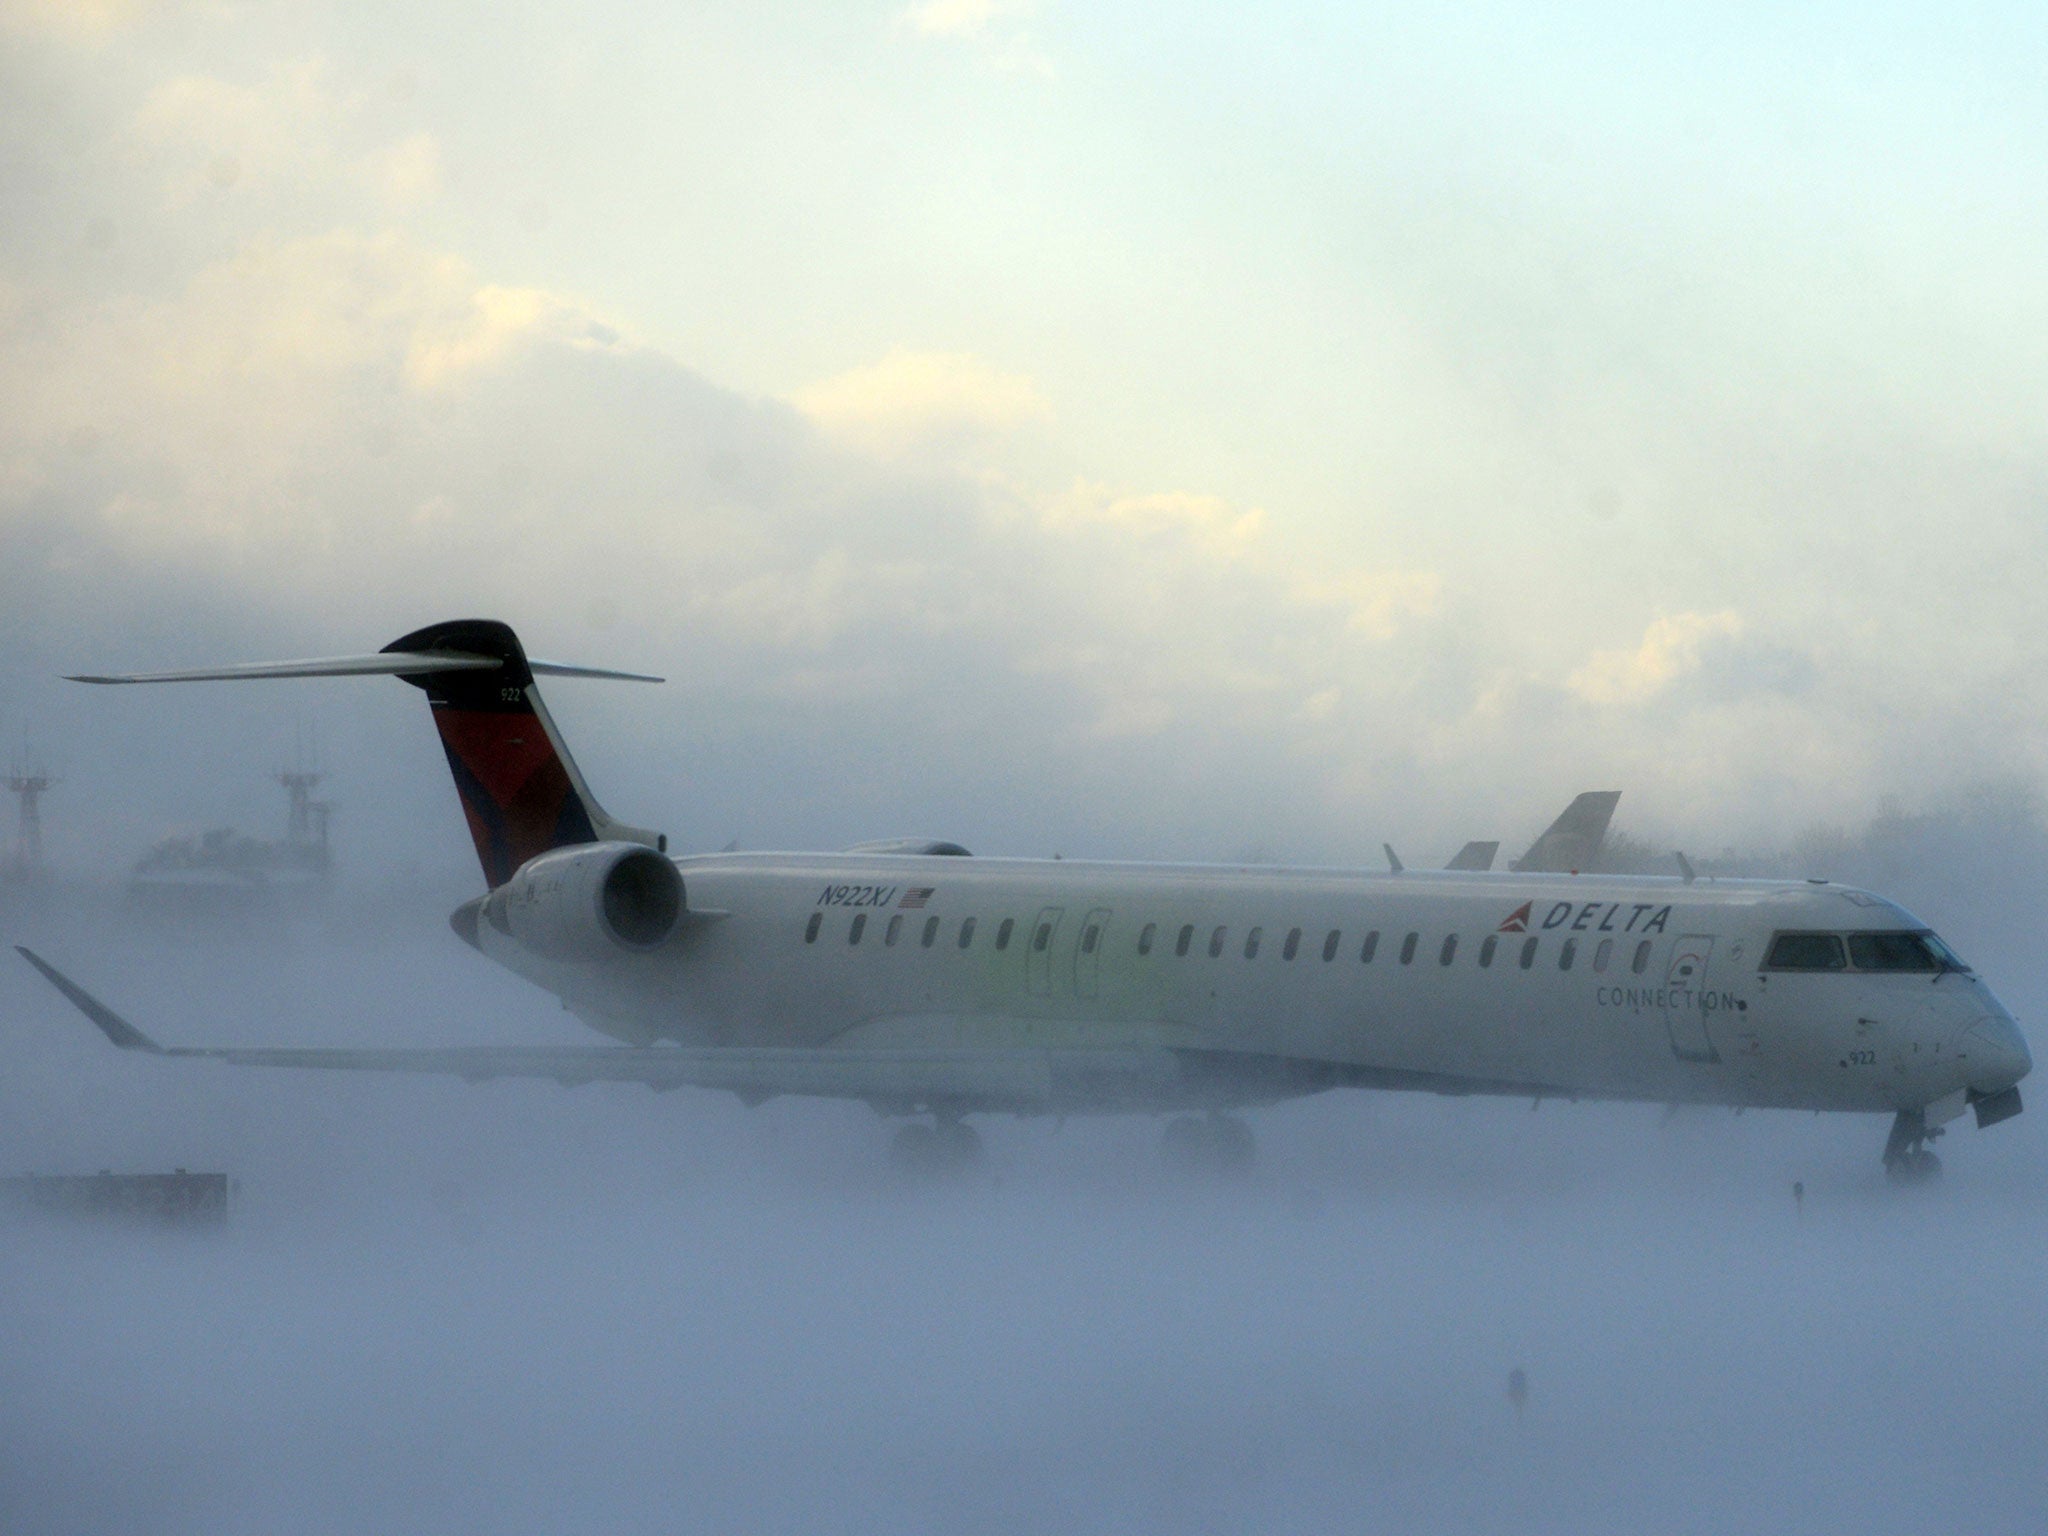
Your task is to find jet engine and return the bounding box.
[485,841,685,960]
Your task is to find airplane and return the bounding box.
[18,618,2031,1181]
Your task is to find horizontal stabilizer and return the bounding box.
[528,659,665,682]
[68,653,662,685]
[68,652,499,685]
[65,617,667,887]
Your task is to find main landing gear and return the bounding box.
[1160,1113,1256,1176]
[1883,1108,1944,1184]
[890,1113,984,1177]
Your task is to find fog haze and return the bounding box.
[5,801,2047,1531]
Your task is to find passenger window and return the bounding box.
[1033,922,1053,953]
[996,918,1015,951]
[1138,922,1157,956]
[922,916,939,948]
[849,914,866,945]
[1283,927,1302,961]
[1360,930,1379,963]
[1244,927,1262,959]
[1400,932,1418,965]
[1519,936,1538,969]
[1176,924,1194,957]
[1209,926,1227,958]
[1322,930,1341,962]
[1439,935,1457,966]
[958,917,977,949]
[1594,938,1612,973]
[1632,939,1650,974]
[1479,934,1497,968]
[886,915,903,946]
[805,913,822,944]
[1082,924,1100,954]
[1764,932,1847,971]
[1559,937,1576,971]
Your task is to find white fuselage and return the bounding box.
[471,854,2031,1118]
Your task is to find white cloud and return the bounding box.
[5,19,2032,861]
[0,199,2005,863]
[0,0,155,40]
[897,0,1032,39]
[405,281,627,390]
[791,349,1050,462]
[131,62,342,204]
[895,0,1053,75]
[1565,611,1746,707]
[361,131,444,210]
[0,210,1450,840]
[1042,486,1260,553]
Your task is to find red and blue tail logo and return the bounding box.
[431,704,598,887]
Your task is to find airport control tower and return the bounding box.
[275,766,332,857]
[5,765,54,873]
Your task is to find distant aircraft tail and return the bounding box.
[1512,791,1620,874]
[1446,840,1499,872]
[70,617,664,888]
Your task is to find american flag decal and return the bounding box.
[900,888,935,909]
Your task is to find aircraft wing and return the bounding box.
[15,947,1175,1111]
[17,947,1581,1113]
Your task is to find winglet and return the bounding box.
[15,948,164,1053]
[1384,843,1405,874]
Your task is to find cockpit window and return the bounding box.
[1924,932,1971,972]
[1848,931,1968,973]
[1764,932,1847,971]
[1763,930,1974,974]
[1846,931,1937,972]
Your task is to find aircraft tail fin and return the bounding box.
[70,618,664,888]
[1446,840,1499,872]
[382,620,664,886]
[1512,791,1620,873]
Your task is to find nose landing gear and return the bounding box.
[1883,1108,1944,1184]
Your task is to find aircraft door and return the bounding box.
[1663,934,1721,1064]
[1075,907,1113,998]
[1027,906,1065,996]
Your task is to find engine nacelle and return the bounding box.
[484,841,685,961]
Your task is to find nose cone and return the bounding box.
[1962,1014,2032,1094]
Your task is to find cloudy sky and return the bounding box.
[4,0,2046,876]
